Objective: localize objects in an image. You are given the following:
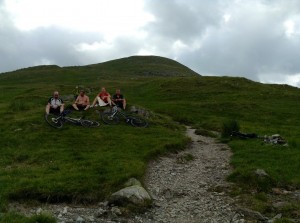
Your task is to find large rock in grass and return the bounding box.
[109,178,151,206]
[130,106,151,118]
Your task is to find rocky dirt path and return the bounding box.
[132,126,244,223]
[9,127,247,222]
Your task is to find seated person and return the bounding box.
[72,89,90,111]
[91,87,113,107]
[45,91,64,115]
[112,89,126,110]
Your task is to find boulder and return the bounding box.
[130,106,150,118]
[263,134,288,145]
[109,185,151,206]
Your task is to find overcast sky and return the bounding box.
[1,0,300,87]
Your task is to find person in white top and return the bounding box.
[45,91,64,115]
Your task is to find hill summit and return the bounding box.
[85,55,200,77]
[0,56,200,81]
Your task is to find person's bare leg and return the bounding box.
[107,97,112,106]
[123,99,126,110]
[72,103,79,110]
[91,97,98,107]
[60,104,64,113]
[45,104,50,114]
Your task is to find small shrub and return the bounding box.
[221,119,240,138]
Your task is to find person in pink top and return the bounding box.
[91,87,113,107]
[72,89,90,111]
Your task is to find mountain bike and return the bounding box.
[101,106,148,127]
[45,110,100,129]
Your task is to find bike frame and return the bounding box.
[109,106,127,120]
[101,105,148,127]
[46,109,100,128]
[63,116,83,125]
[51,115,81,125]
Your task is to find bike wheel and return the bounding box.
[45,113,63,128]
[101,112,119,125]
[81,119,100,127]
[130,116,148,128]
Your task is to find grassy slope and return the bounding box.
[0,56,299,216]
[130,76,300,188]
[0,56,195,206]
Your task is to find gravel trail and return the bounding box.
[132,126,244,223]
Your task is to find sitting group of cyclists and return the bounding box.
[45,87,126,115]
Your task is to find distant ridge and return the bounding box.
[85,55,200,77]
[0,56,200,80]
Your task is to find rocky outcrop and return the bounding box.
[263,134,288,145]
[109,178,151,206]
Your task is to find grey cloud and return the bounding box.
[0,6,24,72]
[0,1,117,71]
[143,0,300,86]
[0,0,146,73]
[144,0,222,42]
[0,25,106,71]
[75,36,145,65]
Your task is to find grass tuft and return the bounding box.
[227,170,276,192]
[221,119,240,138]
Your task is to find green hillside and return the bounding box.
[0,55,299,221]
[0,55,198,85]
